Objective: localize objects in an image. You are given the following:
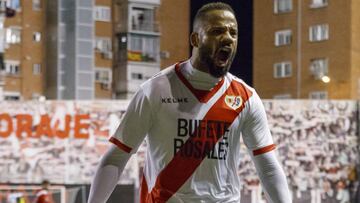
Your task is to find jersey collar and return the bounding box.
[175,62,225,103]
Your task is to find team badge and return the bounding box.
[225,95,242,110]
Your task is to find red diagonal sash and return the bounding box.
[141,80,253,203]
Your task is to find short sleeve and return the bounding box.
[110,88,153,153]
[241,91,275,156]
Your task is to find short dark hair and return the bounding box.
[193,2,235,30]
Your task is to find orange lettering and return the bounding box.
[36,114,53,137]
[16,114,32,138]
[0,113,12,138]
[74,114,90,139]
[55,115,71,139]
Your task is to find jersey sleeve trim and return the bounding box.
[109,137,132,153]
[253,144,276,156]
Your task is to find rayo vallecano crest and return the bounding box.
[225,95,242,110]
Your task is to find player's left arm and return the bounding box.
[242,91,292,203]
[250,150,291,203]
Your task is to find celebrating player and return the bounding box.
[88,2,291,203]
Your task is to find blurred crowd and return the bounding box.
[238,101,359,203]
[0,100,359,203]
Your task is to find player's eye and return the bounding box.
[230,29,238,37]
[210,28,223,35]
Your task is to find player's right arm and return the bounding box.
[87,145,132,203]
[88,87,153,203]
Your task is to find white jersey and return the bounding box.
[110,61,275,203]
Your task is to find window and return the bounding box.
[130,36,142,51]
[2,60,20,75]
[4,91,20,100]
[310,0,328,8]
[0,1,6,11]
[33,63,41,75]
[32,93,39,100]
[6,0,20,10]
[128,35,159,62]
[275,29,292,46]
[94,6,111,22]
[95,68,112,84]
[94,37,112,53]
[310,58,329,80]
[273,94,292,99]
[274,61,292,78]
[32,0,41,10]
[6,27,21,44]
[309,24,329,42]
[274,0,292,13]
[33,32,41,42]
[309,91,328,99]
[130,7,157,32]
[131,73,143,80]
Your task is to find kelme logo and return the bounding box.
[224,95,242,110]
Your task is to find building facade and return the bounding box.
[46,0,96,100]
[0,0,45,100]
[113,0,161,99]
[253,0,360,99]
[0,0,189,100]
[94,0,114,99]
[112,0,189,99]
[46,0,119,100]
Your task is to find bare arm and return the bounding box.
[251,151,292,203]
[87,145,132,203]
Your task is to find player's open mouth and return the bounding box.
[215,48,232,67]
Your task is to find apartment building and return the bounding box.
[46,0,117,100]
[112,0,189,99]
[112,0,161,99]
[158,0,189,69]
[253,0,360,99]
[0,0,100,100]
[0,0,189,100]
[0,0,45,100]
[93,1,113,99]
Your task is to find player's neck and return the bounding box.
[181,60,221,91]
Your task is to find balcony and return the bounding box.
[129,5,159,35]
[127,50,159,63]
[127,34,160,63]
[131,20,160,33]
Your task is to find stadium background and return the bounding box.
[0,0,359,202]
[0,99,358,203]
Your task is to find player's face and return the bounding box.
[198,10,238,77]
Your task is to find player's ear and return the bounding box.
[190,32,199,47]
